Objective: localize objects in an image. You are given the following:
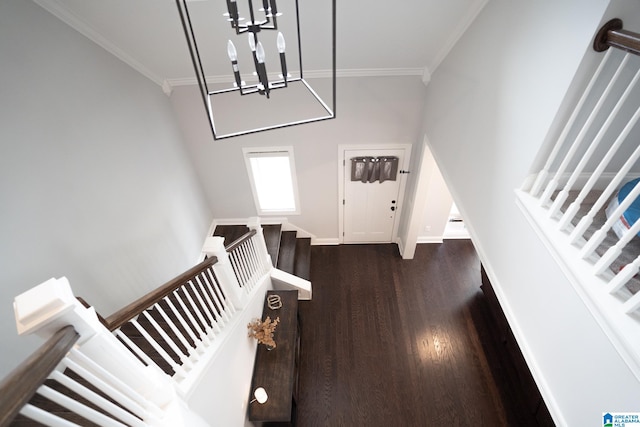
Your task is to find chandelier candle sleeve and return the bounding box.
[277,32,288,84]
[269,0,278,16]
[227,40,243,88]
[248,33,260,74]
[255,41,270,97]
[228,0,239,23]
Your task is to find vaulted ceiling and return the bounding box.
[33,0,488,90]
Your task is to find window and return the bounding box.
[243,147,300,215]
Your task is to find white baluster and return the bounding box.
[203,269,234,322]
[155,303,200,361]
[130,318,188,378]
[581,179,640,258]
[143,309,194,369]
[204,236,247,310]
[622,289,640,314]
[13,278,177,408]
[173,289,210,345]
[180,282,212,338]
[555,67,640,226]
[194,274,224,331]
[114,330,159,371]
[569,140,640,246]
[37,384,127,427]
[248,217,273,268]
[188,280,215,333]
[606,255,640,295]
[230,250,248,288]
[164,296,202,350]
[50,370,147,427]
[65,349,163,419]
[593,217,640,276]
[20,404,79,427]
[530,49,614,197]
[540,53,630,208]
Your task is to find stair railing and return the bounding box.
[8,277,210,427]
[105,255,237,383]
[2,217,276,425]
[223,218,273,295]
[517,19,640,381]
[0,325,78,426]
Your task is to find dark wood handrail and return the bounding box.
[105,255,218,331]
[594,18,640,56]
[0,325,79,427]
[225,229,257,253]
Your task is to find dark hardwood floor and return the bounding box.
[296,241,533,427]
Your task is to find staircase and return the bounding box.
[4,220,309,426]
[214,224,311,280]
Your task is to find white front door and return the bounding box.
[342,148,406,243]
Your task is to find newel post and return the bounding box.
[202,236,247,310]
[247,216,273,269]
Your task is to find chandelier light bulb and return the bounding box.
[227,40,237,61]
[277,32,286,53]
[248,33,256,51]
[256,42,266,63]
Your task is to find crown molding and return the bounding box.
[34,0,470,95]
[33,0,165,86]
[164,67,426,91]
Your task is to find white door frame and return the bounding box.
[338,143,412,244]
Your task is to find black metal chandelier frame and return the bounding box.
[176,0,336,140]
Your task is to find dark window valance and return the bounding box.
[350,156,398,183]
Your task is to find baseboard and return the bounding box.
[417,236,444,244]
[311,237,340,246]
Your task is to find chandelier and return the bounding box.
[176,0,336,140]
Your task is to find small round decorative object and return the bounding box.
[267,294,282,310]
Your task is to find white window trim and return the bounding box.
[242,146,301,216]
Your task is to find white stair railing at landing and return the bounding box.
[516,19,640,381]
[9,278,211,427]
[2,218,275,426]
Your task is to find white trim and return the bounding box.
[396,236,406,257]
[417,237,445,244]
[33,0,164,87]
[206,217,316,239]
[401,136,434,259]
[338,143,412,244]
[242,147,301,216]
[166,68,426,88]
[516,189,640,424]
[311,237,340,246]
[425,141,568,426]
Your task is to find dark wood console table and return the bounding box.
[249,290,300,425]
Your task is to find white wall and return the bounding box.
[417,151,453,243]
[422,0,640,425]
[169,76,427,240]
[186,280,270,427]
[0,1,211,378]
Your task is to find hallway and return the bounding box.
[296,241,536,426]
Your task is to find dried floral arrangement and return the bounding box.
[247,316,280,349]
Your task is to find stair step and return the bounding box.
[213,225,249,246]
[276,231,298,275]
[294,238,311,281]
[214,223,311,282]
[262,224,282,266]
